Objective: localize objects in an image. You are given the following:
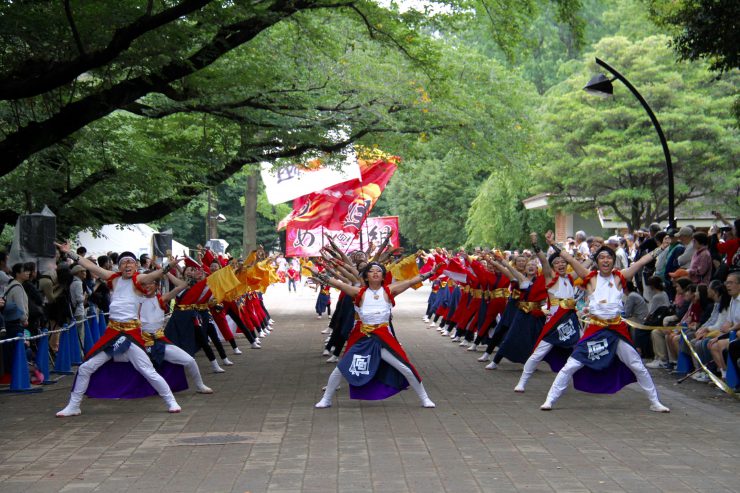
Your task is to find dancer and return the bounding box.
[479,255,527,366]
[315,281,332,319]
[206,259,243,355]
[55,245,181,416]
[312,262,439,408]
[165,260,231,373]
[514,232,580,392]
[138,271,213,394]
[540,234,671,412]
[487,255,547,370]
[471,254,511,355]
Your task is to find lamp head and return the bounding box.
[584,73,613,98]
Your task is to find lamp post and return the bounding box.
[584,57,676,229]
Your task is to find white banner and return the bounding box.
[261,152,361,205]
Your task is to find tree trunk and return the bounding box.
[243,171,258,255]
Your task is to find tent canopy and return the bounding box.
[76,224,190,259]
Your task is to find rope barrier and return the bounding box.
[578,315,738,399]
[0,311,108,345]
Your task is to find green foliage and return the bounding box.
[645,0,740,73]
[466,173,554,250]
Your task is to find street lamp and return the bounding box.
[584,57,676,229]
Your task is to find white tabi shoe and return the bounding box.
[55,404,82,418]
[259,330,266,337]
[540,401,553,411]
[222,358,234,366]
[315,399,332,408]
[326,355,339,363]
[441,330,449,336]
[211,360,225,373]
[451,336,460,342]
[196,385,214,394]
[233,347,243,355]
[322,349,331,356]
[269,319,275,325]
[485,361,497,370]
[514,384,525,393]
[459,339,468,346]
[477,353,491,362]
[250,342,262,349]
[321,327,332,334]
[649,402,670,413]
[423,316,430,323]
[467,344,478,351]
[421,397,436,408]
[166,393,182,414]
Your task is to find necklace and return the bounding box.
[370,288,382,300]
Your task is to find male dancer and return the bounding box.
[55,244,181,416]
[540,233,671,412]
[138,271,214,394]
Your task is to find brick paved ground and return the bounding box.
[0,285,738,493]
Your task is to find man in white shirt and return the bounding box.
[574,231,590,259]
[708,272,740,379]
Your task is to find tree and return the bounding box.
[645,0,740,73]
[374,40,541,249]
[534,35,739,230]
[466,172,553,249]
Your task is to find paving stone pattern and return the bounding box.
[0,285,737,492]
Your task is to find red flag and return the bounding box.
[278,158,398,233]
[442,258,468,283]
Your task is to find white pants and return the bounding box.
[545,340,660,405]
[517,341,553,388]
[163,344,205,388]
[68,344,176,407]
[319,348,431,404]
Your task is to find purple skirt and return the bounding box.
[83,360,188,399]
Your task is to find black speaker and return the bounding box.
[19,215,56,257]
[152,233,173,257]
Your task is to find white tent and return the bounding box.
[76,224,191,259]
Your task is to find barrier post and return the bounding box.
[89,308,100,343]
[83,319,94,356]
[69,321,83,366]
[7,337,42,393]
[674,328,694,376]
[98,311,107,334]
[52,325,73,375]
[725,331,738,389]
[35,329,56,384]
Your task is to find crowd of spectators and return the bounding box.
[467,211,740,391]
[574,212,740,390]
[0,247,118,384]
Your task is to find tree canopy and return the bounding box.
[532,34,739,230]
[0,0,583,238]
